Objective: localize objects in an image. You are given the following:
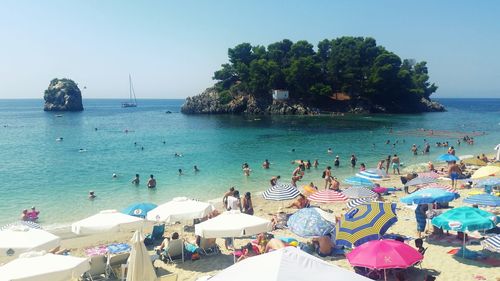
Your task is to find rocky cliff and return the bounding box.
[43,78,84,111]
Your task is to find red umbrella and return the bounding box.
[308,190,347,203]
[346,239,423,280]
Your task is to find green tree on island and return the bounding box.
[212,37,439,113]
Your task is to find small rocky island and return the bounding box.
[43,78,84,111]
[182,37,444,115]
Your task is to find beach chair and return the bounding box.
[107,252,130,278]
[199,237,220,255]
[157,273,178,281]
[145,224,165,246]
[82,255,107,281]
[161,239,185,263]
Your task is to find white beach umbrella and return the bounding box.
[0,225,60,257]
[126,230,156,281]
[146,197,214,223]
[71,210,146,235]
[0,252,90,281]
[210,246,371,281]
[195,211,271,262]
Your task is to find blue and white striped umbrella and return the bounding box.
[482,234,500,253]
[463,194,500,207]
[0,221,42,231]
[342,187,377,199]
[346,197,374,209]
[474,178,500,188]
[344,176,373,186]
[262,183,300,201]
[401,188,459,204]
[356,170,383,181]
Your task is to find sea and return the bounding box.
[0,98,499,228]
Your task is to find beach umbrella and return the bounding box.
[463,194,500,207]
[0,221,42,231]
[210,247,371,281]
[307,190,347,203]
[71,210,147,235]
[301,185,318,195]
[431,207,496,232]
[400,188,459,205]
[0,226,60,257]
[342,187,377,199]
[474,177,500,188]
[347,198,374,209]
[262,183,301,201]
[418,183,457,193]
[463,158,487,166]
[344,176,373,186]
[122,202,157,218]
[404,177,436,187]
[336,202,398,248]
[126,230,156,281]
[471,166,500,179]
[356,170,384,181]
[346,239,423,270]
[146,197,214,223]
[0,252,90,281]
[459,155,474,160]
[287,208,336,238]
[481,234,500,253]
[195,211,271,262]
[436,154,460,162]
[417,171,440,179]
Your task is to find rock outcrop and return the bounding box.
[43,78,84,111]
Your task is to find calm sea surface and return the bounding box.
[0,98,499,227]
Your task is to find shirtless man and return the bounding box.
[223,187,235,209]
[147,174,157,188]
[270,176,280,186]
[262,159,270,169]
[323,166,332,190]
[391,154,400,175]
[312,234,335,257]
[448,161,462,188]
[411,144,418,155]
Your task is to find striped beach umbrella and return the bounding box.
[344,176,373,186]
[336,202,398,247]
[419,183,457,193]
[308,190,347,203]
[0,221,42,231]
[474,177,500,188]
[356,170,383,181]
[342,187,377,199]
[400,188,459,205]
[346,198,374,209]
[463,194,500,207]
[262,183,300,201]
[404,177,436,187]
[482,234,500,253]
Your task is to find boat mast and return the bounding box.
[129,74,137,105]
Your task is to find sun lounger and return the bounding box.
[107,252,130,278]
[145,224,165,246]
[161,239,184,263]
[199,238,220,255]
[82,255,107,281]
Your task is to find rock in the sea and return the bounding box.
[43,78,84,111]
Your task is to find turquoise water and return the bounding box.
[0,98,499,228]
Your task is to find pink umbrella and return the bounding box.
[308,190,347,203]
[346,239,423,280]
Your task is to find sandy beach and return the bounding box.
[2,164,498,281]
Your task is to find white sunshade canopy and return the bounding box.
[146,197,215,223]
[210,246,371,281]
[0,252,90,281]
[0,226,60,257]
[126,231,156,281]
[71,210,146,235]
[195,211,271,238]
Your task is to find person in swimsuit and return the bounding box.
[223,187,235,209]
[313,233,335,257]
[411,144,418,155]
[88,191,96,200]
[385,155,391,172]
[448,161,462,188]
[323,166,332,189]
[131,174,140,185]
[313,159,319,168]
[20,209,28,221]
[359,163,366,172]
[262,159,270,169]
[391,154,400,175]
[147,174,157,188]
[350,154,357,168]
[334,156,340,167]
[242,192,254,215]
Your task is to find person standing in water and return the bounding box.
[147,175,156,188]
[350,155,357,168]
[131,174,140,185]
[334,156,340,167]
[385,155,391,173]
[194,165,200,172]
[262,159,270,169]
[313,159,319,168]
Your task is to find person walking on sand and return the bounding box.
[448,161,462,188]
[323,166,332,190]
[147,174,156,188]
[391,154,401,175]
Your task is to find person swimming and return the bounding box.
[178,169,183,176]
[56,137,63,141]
[112,173,117,178]
[194,165,200,172]
[89,191,96,200]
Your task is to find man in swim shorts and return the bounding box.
[448,161,462,188]
[147,174,157,188]
[391,154,400,175]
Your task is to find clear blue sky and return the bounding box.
[1,0,499,99]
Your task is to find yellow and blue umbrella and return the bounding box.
[287,208,336,238]
[336,202,397,247]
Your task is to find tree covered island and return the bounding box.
[181,37,444,114]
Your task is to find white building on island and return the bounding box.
[272,89,289,100]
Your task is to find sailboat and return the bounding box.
[122,74,138,108]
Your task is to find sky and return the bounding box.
[0,0,499,99]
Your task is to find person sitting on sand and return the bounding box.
[131,174,140,185]
[237,243,259,262]
[287,194,309,209]
[265,238,285,253]
[330,177,340,191]
[20,209,28,221]
[223,187,235,209]
[414,238,426,255]
[312,233,335,257]
[147,174,156,188]
[271,208,290,230]
[480,153,489,162]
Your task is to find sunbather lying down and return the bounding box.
[264,238,285,253]
[49,246,70,255]
[312,233,335,257]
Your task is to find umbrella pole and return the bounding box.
[384,269,387,281]
[232,237,236,263]
[463,232,466,258]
